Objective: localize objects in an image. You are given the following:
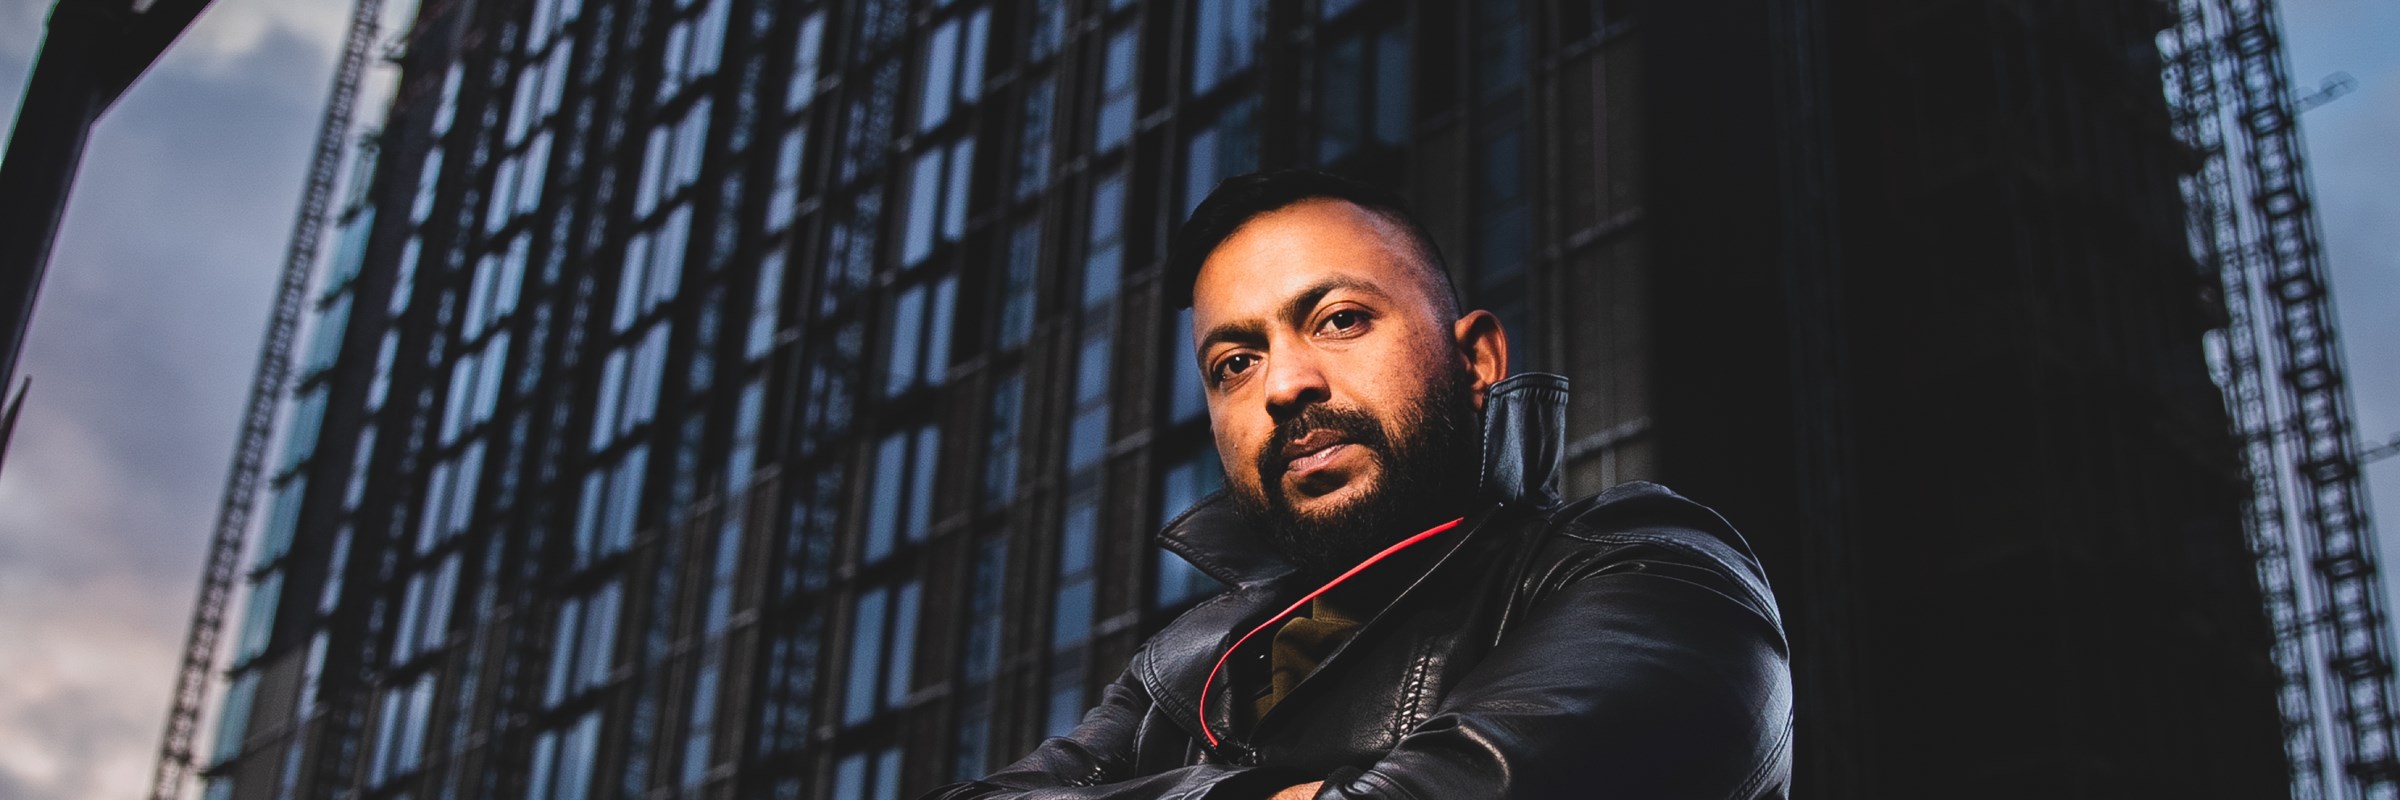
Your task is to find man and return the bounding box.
[926,169,1792,799]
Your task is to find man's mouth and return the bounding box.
[1278,431,1359,483]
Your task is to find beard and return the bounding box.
[1228,364,1484,580]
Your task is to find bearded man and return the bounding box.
[926,169,1793,799]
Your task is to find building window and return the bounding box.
[1475,118,1534,368]
[766,126,809,235]
[523,710,601,800]
[980,372,1023,511]
[301,292,352,379]
[572,445,649,563]
[635,100,712,219]
[1315,23,1409,164]
[254,477,305,569]
[953,536,1007,779]
[325,207,373,296]
[864,423,941,563]
[1066,325,1113,473]
[755,615,822,758]
[589,321,670,452]
[997,220,1040,350]
[367,672,436,786]
[1167,307,1206,424]
[388,238,420,315]
[488,131,555,232]
[1053,495,1098,651]
[415,441,485,551]
[463,234,529,337]
[787,12,826,112]
[542,581,623,707]
[411,147,445,224]
[526,0,581,51]
[1093,25,1138,153]
[234,570,283,664]
[279,386,328,474]
[439,332,512,446]
[915,7,990,133]
[881,275,958,396]
[851,0,909,63]
[821,188,883,312]
[391,553,462,664]
[681,652,724,787]
[840,61,902,184]
[344,425,376,510]
[1013,77,1055,199]
[1026,0,1066,63]
[831,746,905,800]
[901,140,975,266]
[619,202,693,329]
[747,251,787,360]
[842,581,923,726]
[1083,171,1127,309]
[726,378,766,494]
[656,0,729,101]
[211,671,257,765]
[1473,0,1528,95]
[1191,0,1263,95]
[1045,657,1087,738]
[797,323,863,459]
[1182,97,1259,213]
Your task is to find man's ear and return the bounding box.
[1451,310,1509,411]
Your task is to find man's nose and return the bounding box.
[1263,344,1330,422]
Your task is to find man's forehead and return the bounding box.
[1188,200,1432,327]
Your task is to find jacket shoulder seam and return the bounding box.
[1560,529,1781,629]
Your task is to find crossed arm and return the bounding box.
[923,552,1793,800]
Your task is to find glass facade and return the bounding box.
[192,0,2323,792]
[195,1,1654,797]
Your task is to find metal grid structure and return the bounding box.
[2163,0,2400,796]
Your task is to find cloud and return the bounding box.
[0,2,340,798]
[155,0,350,84]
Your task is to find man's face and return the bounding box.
[1189,199,1501,577]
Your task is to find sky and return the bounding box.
[0,2,2391,800]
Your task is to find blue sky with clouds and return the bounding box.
[0,1,2389,798]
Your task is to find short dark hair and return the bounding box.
[1168,168,1458,315]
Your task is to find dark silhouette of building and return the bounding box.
[196,0,2295,798]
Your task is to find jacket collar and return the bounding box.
[1156,372,1571,587]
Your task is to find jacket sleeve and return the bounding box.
[921,663,1308,800]
[1317,536,1795,800]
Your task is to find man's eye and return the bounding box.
[1215,354,1258,382]
[1320,310,1368,335]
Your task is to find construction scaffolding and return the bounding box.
[145,0,386,797]
[2162,0,2399,797]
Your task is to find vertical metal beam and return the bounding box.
[2163,2,2325,796]
[2212,0,2400,795]
[0,0,129,410]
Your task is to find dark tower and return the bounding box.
[191,1,2295,798]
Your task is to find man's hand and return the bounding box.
[1268,781,1323,800]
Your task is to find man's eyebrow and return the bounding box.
[1195,276,1393,361]
[1280,276,1390,328]
[1197,318,1268,359]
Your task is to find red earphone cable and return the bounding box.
[1196,515,1468,749]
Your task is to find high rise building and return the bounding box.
[196,0,2297,798]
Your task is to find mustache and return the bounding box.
[1256,403,1392,488]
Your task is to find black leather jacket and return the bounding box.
[927,374,1794,799]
